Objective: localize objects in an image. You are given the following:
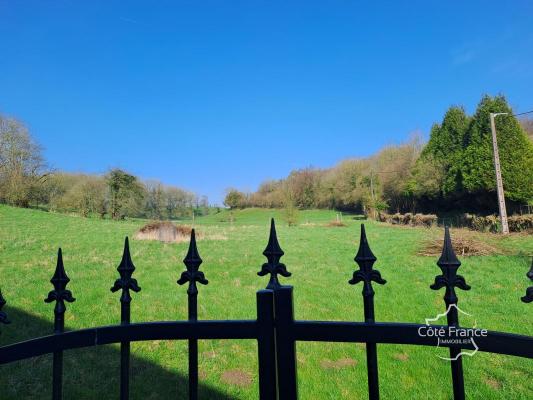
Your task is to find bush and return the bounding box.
[377,212,437,227]
[283,201,299,226]
[392,213,404,225]
[507,214,533,233]
[462,213,532,233]
[414,213,438,227]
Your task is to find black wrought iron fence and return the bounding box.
[0,220,532,400]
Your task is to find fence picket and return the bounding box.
[111,237,141,400]
[178,229,208,400]
[430,227,470,400]
[349,224,386,400]
[44,248,75,400]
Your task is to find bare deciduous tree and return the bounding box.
[0,115,48,207]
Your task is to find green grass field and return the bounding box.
[0,205,532,399]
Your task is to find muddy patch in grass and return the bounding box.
[484,377,502,390]
[320,358,357,369]
[202,350,217,359]
[325,220,347,227]
[392,352,409,361]
[220,369,253,387]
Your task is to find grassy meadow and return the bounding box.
[0,205,532,399]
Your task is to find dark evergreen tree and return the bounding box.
[409,106,469,201]
[106,169,145,219]
[461,95,533,205]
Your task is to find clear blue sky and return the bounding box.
[1,1,532,204]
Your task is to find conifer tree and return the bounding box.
[461,95,533,204]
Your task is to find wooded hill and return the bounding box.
[0,116,204,219]
[226,95,533,216]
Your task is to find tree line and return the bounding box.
[0,115,205,219]
[225,95,533,216]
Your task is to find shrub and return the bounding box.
[462,213,532,233]
[392,213,404,225]
[507,214,533,233]
[377,212,436,227]
[414,213,438,227]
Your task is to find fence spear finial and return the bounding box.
[45,248,75,335]
[258,218,291,289]
[111,237,141,303]
[349,224,386,296]
[431,227,470,305]
[45,248,75,310]
[178,229,208,295]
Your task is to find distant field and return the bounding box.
[0,205,532,399]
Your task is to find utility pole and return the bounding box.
[369,171,376,220]
[489,113,509,234]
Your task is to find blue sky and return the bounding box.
[1,1,532,204]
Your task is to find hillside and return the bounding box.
[0,205,532,399]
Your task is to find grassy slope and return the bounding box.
[0,205,532,399]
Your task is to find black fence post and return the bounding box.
[256,289,277,400]
[178,229,208,400]
[521,257,533,303]
[274,286,298,400]
[44,249,75,400]
[349,224,386,400]
[258,219,296,399]
[111,237,141,400]
[430,227,470,400]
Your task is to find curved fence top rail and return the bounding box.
[1,318,531,365]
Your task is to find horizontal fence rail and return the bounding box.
[0,219,532,400]
[1,320,531,364]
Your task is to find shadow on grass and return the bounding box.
[0,308,238,400]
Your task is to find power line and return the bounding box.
[512,109,533,117]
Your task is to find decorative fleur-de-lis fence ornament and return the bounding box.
[0,289,9,326]
[44,248,75,400]
[258,218,291,290]
[178,229,208,400]
[348,224,385,400]
[111,237,141,311]
[521,257,533,303]
[111,237,141,400]
[45,249,75,332]
[430,227,470,400]
[178,229,208,297]
[430,227,471,306]
[349,224,386,305]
